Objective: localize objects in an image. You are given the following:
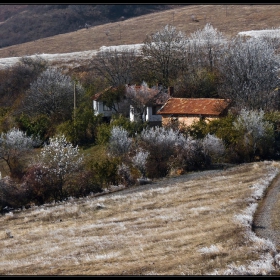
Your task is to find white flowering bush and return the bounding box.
[233,109,274,160]
[26,134,84,201]
[132,148,149,179]
[140,126,186,149]
[202,133,225,163]
[108,126,132,157]
[189,23,226,71]
[23,67,84,122]
[169,135,210,173]
[0,127,39,178]
[138,126,186,177]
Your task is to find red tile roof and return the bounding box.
[157,98,230,116]
[92,86,114,101]
[92,85,171,108]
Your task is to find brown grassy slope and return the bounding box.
[0,5,279,59]
[0,161,279,275]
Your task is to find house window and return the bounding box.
[152,105,161,115]
[103,103,111,111]
[199,115,205,121]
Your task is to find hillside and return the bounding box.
[0,4,280,60]
[2,5,280,276]
[0,4,181,49]
[1,161,280,275]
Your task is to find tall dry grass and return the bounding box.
[1,161,280,275]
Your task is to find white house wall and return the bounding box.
[146,107,162,122]
[130,106,162,122]
[93,102,162,122]
[93,100,113,117]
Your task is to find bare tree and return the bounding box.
[125,81,168,123]
[217,36,280,111]
[141,24,188,87]
[93,48,142,87]
[0,55,48,108]
[188,23,226,72]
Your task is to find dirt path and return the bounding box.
[252,172,280,274]
[253,172,280,251]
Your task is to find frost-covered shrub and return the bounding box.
[117,163,134,187]
[29,134,84,201]
[108,126,132,157]
[0,127,39,178]
[132,148,149,178]
[202,133,225,163]
[169,135,210,173]
[233,109,274,161]
[139,126,186,178]
[22,67,84,123]
[140,126,186,149]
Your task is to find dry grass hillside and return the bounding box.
[2,5,280,275]
[1,161,280,275]
[0,5,280,59]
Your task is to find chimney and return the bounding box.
[157,82,163,91]
[168,86,174,96]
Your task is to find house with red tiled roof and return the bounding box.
[92,84,172,125]
[157,98,231,127]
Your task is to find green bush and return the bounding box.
[63,170,103,198]
[56,109,103,146]
[110,114,147,136]
[96,123,112,145]
[16,113,52,142]
[264,111,280,160]
[90,157,121,188]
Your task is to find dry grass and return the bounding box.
[0,5,280,60]
[1,161,280,275]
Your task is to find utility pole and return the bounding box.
[119,23,122,41]
[73,81,77,144]
[74,81,76,121]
